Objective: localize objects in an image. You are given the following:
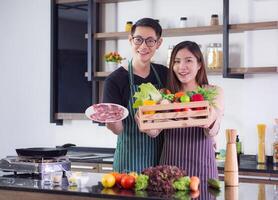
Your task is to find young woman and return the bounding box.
[159,41,224,181]
[102,18,168,173]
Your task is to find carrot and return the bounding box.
[190,176,200,192]
[174,91,185,98]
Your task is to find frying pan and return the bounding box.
[16,147,67,157]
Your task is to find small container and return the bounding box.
[210,14,219,26]
[42,172,52,185]
[167,45,175,67]
[206,43,223,69]
[273,125,278,165]
[125,21,133,32]
[236,135,242,154]
[179,17,188,28]
[51,172,63,186]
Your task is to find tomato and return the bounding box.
[128,172,138,180]
[120,175,135,190]
[110,172,119,178]
[115,173,126,185]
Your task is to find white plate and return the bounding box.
[85,103,129,123]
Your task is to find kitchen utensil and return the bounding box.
[224,129,239,186]
[225,186,238,200]
[16,147,67,157]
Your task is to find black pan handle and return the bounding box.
[62,143,76,148]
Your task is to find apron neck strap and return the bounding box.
[128,60,162,88]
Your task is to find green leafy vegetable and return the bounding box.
[162,93,175,102]
[133,83,162,108]
[186,86,218,106]
[172,176,191,191]
[135,174,149,191]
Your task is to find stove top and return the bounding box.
[0,156,71,174]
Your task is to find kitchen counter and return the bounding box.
[0,172,277,200]
[217,155,278,183]
[65,147,278,178]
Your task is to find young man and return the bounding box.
[102,18,168,173]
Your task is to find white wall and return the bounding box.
[0,0,117,159]
[0,0,277,159]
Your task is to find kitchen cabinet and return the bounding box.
[51,0,93,124]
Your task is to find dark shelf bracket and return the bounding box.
[223,0,244,79]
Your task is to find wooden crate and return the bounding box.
[138,101,210,130]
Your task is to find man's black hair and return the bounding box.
[131,18,162,38]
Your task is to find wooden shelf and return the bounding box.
[163,26,222,37]
[57,0,141,4]
[91,21,278,40]
[94,31,129,40]
[56,113,88,120]
[230,66,278,74]
[95,0,142,3]
[93,67,278,78]
[230,21,278,33]
[94,71,111,77]
[56,0,87,4]
[207,66,278,75]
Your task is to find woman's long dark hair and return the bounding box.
[167,41,208,93]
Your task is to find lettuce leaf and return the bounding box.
[172,176,191,191]
[133,83,162,108]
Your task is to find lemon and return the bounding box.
[101,173,116,188]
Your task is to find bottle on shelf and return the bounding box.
[210,14,219,26]
[236,135,242,164]
[179,17,188,28]
[257,124,266,164]
[167,45,175,67]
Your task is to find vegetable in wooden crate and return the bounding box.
[134,83,218,130]
[133,83,162,109]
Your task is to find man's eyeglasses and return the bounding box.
[132,36,157,47]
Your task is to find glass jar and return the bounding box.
[125,21,133,32]
[179,17,188,28]
[273,125,278,165]
[206,43,223,69]
[210,14,219,26]
[167,45,174,67]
